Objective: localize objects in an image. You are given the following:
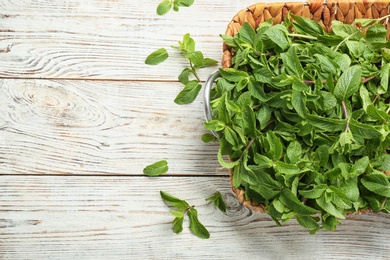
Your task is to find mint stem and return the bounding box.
[342,100,350,131]
[189,62,201,82]
[288,33,317,40]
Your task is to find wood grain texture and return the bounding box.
[2,175,390,259]
[0,0,266,80]
[0,0,251,80]
[0,78,224,176]
[2,0,390,259]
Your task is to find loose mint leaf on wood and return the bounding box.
[174,80,202,104]
[187,208,210,239]
[172,216,184,234]
[145,48,169,65]
[143,160,169,176]
[160,191,190,211]
[206,191,227,212]
[177,0,194,7]
[156,0,172,15]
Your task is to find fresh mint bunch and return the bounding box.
[156,0,195,15]
[145,33,217,104]
[208,14,390,232]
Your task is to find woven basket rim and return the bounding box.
[222,0,390,214]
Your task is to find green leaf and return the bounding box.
[181,33,195,52]
[224,126,240,147]
[251,171,282,200]
[316,194,345,219]
[201,133,216,143]
[242,105,256,137]
[361,173,390,197]
[239,22,256,45]
[178,68,191,84]
[203,120,225,131]
[220,34,237,47]
[291,89,306,118]
[174,80,202,104]
[379,63,389,94]
[280,188,318,216]
[333,65,362,101]
[299,184,327,199]
[170,210,184,218]
[262,24,291,51]
[177,0,194,7]
[186,51,217,68]
[306,114,346,132]
[143,160,169,176]
[218,148,240,169]
[219,68,248,82]
[332,21,362,40]
[291,14,324,36]
[266,132,283,161]
[281,46,304,78]
[156,0,172,15]
[145,48,169,65]
[206,191,227,212]
[172,217,184,234]
[371,154,390,171]
[274,161,300,175]
[187,208,210,239]
[254,153,273,168]
[296,215,320,229]
[160,191,190,211]
[366,104,389,121]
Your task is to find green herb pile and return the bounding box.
[204,14,390,232]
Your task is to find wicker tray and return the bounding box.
[206,0,390,213]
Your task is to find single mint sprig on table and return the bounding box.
[157,0,195,15]
[160,191,210,239]
[207,14,390,233]
[143,162,227,239]
[145,33,217,104]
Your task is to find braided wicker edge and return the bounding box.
[222,0,390,214]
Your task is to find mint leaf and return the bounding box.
[316,194,345,219]
[156,0,172,15]
[177,0,194,7]
[145,48,169,65]
[160,191,190,211]
[280,188,318,216]
[333,65,362,101]
[206,191,227,212]
[143,160,168,176]
[187,208,210,239]
[174,80,202,104]
[361,173,390,197]
[172,217,184,234]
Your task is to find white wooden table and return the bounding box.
[1,0,390,259]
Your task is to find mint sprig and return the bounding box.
[156,0,195,15]
[160,191,210,239]
[145,33,217,104]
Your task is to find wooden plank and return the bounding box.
[0,0,280,80]
[0,79,224,176]
[1,175,390,259]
